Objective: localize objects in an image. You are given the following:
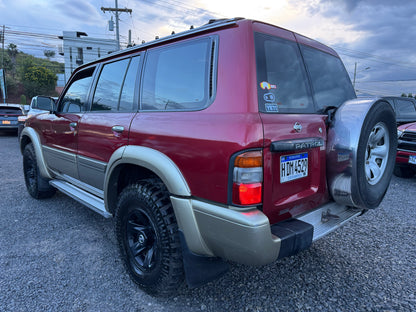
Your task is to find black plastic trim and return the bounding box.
[270,137,324,152]
[179,231,229,288]
[271,219,313,259]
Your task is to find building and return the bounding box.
[59,31,117,83]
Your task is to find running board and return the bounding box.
[49,180,112,218]
[297,202,362,241]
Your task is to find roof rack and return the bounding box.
[109,17,244,58]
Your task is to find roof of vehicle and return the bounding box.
[74,17,338,73]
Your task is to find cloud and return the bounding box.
[52,0,103,25]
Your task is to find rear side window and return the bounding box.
[301,45,355,111]
[255,33,314,114]
[141,38,214,111]
[60,67,95,113]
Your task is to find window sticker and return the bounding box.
[260,81,277,90]
[265,103,279,112]
[263,93,276,102]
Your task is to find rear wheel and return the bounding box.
[115,181,184,295]
[23,143,56,199]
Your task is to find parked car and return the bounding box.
[0,103,24,132]
[383,96,416,125]
[17,96,56,138]
[20,18,397,294]
[395,122,416,178]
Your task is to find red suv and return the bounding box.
[20,18,397,294]
[395,122,416,178]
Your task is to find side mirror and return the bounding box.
[36,96,55,112]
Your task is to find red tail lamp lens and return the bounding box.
[232,182,262,205]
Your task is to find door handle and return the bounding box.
[69,122,77,128]
[112,125,124,133]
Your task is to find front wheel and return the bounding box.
[23,143,56,199]
[115,181,184,295]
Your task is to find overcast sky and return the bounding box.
[1,0,415,96]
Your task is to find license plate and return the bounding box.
[280,153,308,183]
[409,155,416,165]
[2,120,11,125]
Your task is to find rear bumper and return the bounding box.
[171,197,363,266]
[396,149,416,165]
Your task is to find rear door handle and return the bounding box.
[112,125,124,133]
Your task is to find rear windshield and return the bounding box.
[255,33,355,114]
[0,107,23,115]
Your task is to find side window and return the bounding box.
[92,59,130,111]
[301,45,356,111]
[395,99,416,116]
[59,67,95,113]
[255,33,313,114]
[141,38,212,111]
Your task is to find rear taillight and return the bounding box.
[232,151,263,205]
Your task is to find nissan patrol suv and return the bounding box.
[20,18,397,294]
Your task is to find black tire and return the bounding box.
[23,143,56,199]
[355,101,397,208]
[393,165,415,179]
[115,181,184,295]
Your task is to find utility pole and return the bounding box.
[353,62,370,89]
[353,62,357,88]
[1,25,4,70]
[101,1,132,50]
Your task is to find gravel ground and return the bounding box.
[1,132,415,312]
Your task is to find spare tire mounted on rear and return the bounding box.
[327,98,397,209]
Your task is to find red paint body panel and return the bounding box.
[77,112,135,162]
[30,112,81,154]
[260,113,329,224]
[129,112,264,204]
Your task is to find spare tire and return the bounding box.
[327,98,397,209]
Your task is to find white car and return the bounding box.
[18,96,56,138]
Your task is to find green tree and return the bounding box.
[401,93,407,97]
[408,93,413,98]
[43,50,55,60]
[7,43,18,79]
[22,65,57,98]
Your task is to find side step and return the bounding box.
[49,180,112,218]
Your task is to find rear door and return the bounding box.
[254,23,356,224]
[76,55,141,190]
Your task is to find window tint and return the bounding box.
[60,67,95,113]
[141,38,212,111]
[92,58,130,111]
[119,56,140,111]
[395,99,416,116]
[255,33,313,114]
[301,45,356,111]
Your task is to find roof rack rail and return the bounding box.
[106,17,244,59]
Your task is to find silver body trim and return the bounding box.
[43,145,78,179]
[20,127,53,179]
